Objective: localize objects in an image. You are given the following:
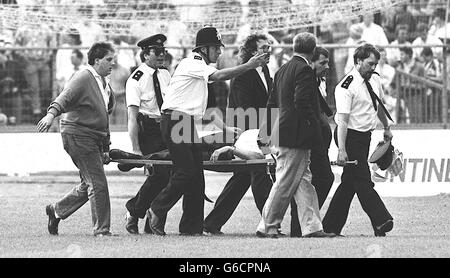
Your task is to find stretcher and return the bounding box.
[111,158,277,174]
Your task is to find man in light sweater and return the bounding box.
[37,42,116,237]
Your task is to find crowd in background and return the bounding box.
[0,0,449,126]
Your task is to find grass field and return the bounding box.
[0,171,449,258]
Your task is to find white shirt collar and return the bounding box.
[293,54,310,66]
[350,67,366,85]
[86,65,110,82]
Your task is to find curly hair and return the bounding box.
[238,34,268,64]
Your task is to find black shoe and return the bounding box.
[109,149,144,172]
[203,227,224,236]
[46,204,60,235]
[144,210,153,234]
[256,231,278,238]
[125,213,139,234]
[303,230,337,238]
[148,209,166,236]
[374,219,393,237]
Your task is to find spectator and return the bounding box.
[396,46,425,123]
[376,48,396,93]
[421,47,442,82]
[344,24,365,74]
[421,47,442,123]
[74,5,105,52]
[412,22,443,61]
[429,8,450,41]
[109,55,130,125]
[56,29,82,91]
[359,13,389,47]
[111,36,137,72]
[14,13,56,119]
[386,26,411,67]
[385,3,416,42]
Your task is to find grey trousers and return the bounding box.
[54,133,111,235]
[257,147,322,236]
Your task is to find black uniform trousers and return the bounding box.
[150,112,205,234]
[125,114,169,219]
[322,128,393,235]
[290,113,334,236]
[204,170,273,232]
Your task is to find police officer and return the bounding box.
[124,34,171,234]
[322,44,394,237]
[147,26,269,236]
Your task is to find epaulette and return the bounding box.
[194,56,202,60]
[341,75,353,89]
[132,70,144,81]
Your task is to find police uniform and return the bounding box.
[322,67,393,236]
[149,27,220,235]
[124,34,171,227]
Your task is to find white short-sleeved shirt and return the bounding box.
[161,52,218,119]
[334,68,384,132]
[125,63,171,118]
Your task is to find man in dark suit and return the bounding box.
[203,34,273,235]
[256,33,335,238]
[290,46,335,237]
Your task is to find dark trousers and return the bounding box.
[204,170,273,231]
[322,129,393,235]
[150,112,205,234]
[125,115,168,219]
[290,115,334,236]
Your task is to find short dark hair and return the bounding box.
[87,42,114,65]
[293,32,316,55]
[72,49,83,60]
[434,8,446,21]
[312,46,329,62]
[239,34,268,63]
[353,43,380,64]
[421,47,433,57]
[399,46,413,58]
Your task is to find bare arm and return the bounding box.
[336,113,350,166]
[127,106,142,155]
[209,145,264,162]
[209,53,268,82]
[377,104,393,141]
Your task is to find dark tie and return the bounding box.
[101,76,107,89]
[262,65,271,93]
[153,69,163,110]
[364,79,393,122]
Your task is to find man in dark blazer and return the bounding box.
[290,46,335,237]
[203,34,273,235]
[256,33,335,238]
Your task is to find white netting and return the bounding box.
[0,0,407,37]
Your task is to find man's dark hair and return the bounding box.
[421,47,433,57]
[399,46,413,58]
[72,49,83,60]
[434,8,446,21]
[312,46,329,62]
[293,32,316,55]
[353,43,380,64]
[87,42,114,65]
[238,34,268,63]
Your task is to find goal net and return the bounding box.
[0,0,407,37]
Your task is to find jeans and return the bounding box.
[54,133,111,235]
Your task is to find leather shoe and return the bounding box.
[144,210,153,234]
[46,204,60,235]
[148,209,166,236]
[125,213,139,234]
[109,149,144,172]
[256,231,278,238]
[203,227,224,236]
[374,219,393,237]
[303,230,337,238]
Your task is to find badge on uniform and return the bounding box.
[132,70,144,81]
[341,75,353,89]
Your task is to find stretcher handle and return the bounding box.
[330,160,358,166]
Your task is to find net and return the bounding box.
[0,0,407,37]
